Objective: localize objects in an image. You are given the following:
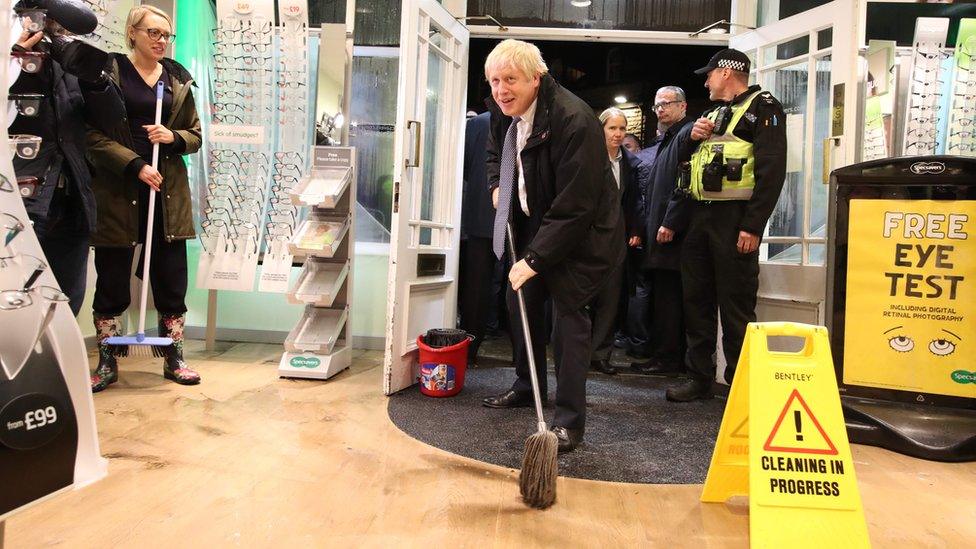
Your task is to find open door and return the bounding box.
[383,0,469,394]
[729,0,860,321]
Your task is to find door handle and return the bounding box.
[822,137,840,185]
[405,120,421,168]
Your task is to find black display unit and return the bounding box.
[826,156,976,462]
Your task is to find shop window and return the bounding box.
[350,55,398,241]
[466,0,731,33]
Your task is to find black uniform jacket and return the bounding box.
[485,73,626,309]
[642,115,695,271]
[671,85,787,237]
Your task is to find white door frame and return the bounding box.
[730,0,861,311]
[383,0,469,395]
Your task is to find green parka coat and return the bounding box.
[87,55,200,247]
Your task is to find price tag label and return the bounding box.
[0,393,65,450]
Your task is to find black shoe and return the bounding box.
[483,390,538,409]
[613,335,629,349]
[629,361,653,375]
[666,376,713,402]
[642,359,684,376]
[551,426,583,453]
[590,359,617,375]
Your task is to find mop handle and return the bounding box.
[507,224,547,434]
[137,80,165,336]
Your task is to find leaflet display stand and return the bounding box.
[278,146,355,380]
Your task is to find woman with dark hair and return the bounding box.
[87,5,201,391]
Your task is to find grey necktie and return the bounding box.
[492,116,520,259]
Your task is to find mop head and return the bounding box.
[518,429,559,509]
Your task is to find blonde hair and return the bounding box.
[484,39,549,80]
[599,107,628,126]
[125,5,173,50]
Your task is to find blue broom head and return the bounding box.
[106,334,173,347]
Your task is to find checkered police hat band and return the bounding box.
[717,59,747,71]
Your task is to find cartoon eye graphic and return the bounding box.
[888,336,914,352]
[928,339,956,356]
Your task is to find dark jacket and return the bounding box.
[8,43,111,231]
[618,147,644,240]
[642,115,696,270]
[486,74,626,309]
[86,54,201,247]
[461,112,494,239]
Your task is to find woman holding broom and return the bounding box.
[87,5,201,391]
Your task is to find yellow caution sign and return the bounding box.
[701,322,870,548]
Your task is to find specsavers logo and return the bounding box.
[290,357,321,369]
[910,162,945,175]
[951,370,975,385]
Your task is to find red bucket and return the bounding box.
[417,334,471,397]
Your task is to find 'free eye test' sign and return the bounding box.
[844,199,975,398]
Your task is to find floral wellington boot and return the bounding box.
[91,314,121,392]
[158,313,201,385]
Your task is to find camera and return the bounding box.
[701,146,726,192]
[712,105,733,136]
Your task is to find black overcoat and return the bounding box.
[642,116,696,271]
[486,74,626,309]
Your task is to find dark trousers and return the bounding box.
[30,186,90,317]
[648,268,686,366]
[93,194,188,316]
[458,237,496,355]
[681,201,759,384]
[589,260,623,361]
[623,261,651,357]
[506,209,591,431]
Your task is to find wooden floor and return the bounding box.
[5,342,975,548]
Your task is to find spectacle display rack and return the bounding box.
[278,146,355,380]
[1,2,105,529]
[198,0,314,293]
[885,18,976,160]
[78,0,135,54]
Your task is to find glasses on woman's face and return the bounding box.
[136,27,176,44]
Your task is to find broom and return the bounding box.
[507,225,558,509]
[106,81,173,355]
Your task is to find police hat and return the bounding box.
[694,48,751,75]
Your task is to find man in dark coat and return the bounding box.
[480,39,625,452]
[632,86,696,374]
[8,0,117,316]
[458,111,497,362]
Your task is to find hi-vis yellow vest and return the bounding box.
[690,90,763,201]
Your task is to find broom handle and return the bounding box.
[137,81,164,336]
[507,224,547,434]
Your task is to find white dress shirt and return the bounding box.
[515,98,538,216]
[609,149,622,189]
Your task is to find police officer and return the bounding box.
[666,49,787,402]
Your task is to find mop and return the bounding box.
[106,81,173,355]
[508,225,558,509]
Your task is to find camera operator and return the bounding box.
[7,0,121,316]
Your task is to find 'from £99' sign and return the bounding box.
[234,2,254,15]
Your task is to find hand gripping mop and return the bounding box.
[508,225,558,509]
[106,81,173,355]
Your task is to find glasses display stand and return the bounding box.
[278,146,355,380]
[1,3,106,521]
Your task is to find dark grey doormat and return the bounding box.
[388,366,727,484]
